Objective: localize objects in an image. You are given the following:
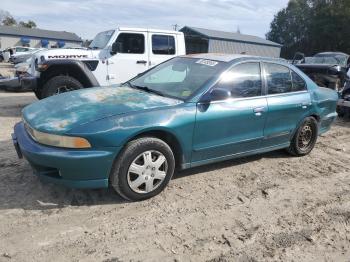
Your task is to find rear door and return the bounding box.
[262,62,311,147]
[148,33,177,68]
[192,62,268,163]
[107,31,149,84]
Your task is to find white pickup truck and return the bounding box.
[21,27,185,99]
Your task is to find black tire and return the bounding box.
[34,89,42,100]
[110,137,175,201]
[41,75,83,99]
[286,116,318,156]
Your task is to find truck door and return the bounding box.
[148,33,178,68]
[107,31,149,84]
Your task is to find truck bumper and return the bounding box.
[12,122,120,189]
[0,74,37,91]
[19,74,37,90]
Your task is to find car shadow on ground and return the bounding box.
[0,137,291,211]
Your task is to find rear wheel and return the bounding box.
[41,75,83,98]
[110,137,175,201]
[286,117,318,156]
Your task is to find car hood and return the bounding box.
[22,86,182,134]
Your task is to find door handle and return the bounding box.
[253,107,265,116]
[300,102,311,109]
[136,60,147,64]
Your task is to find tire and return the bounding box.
[34,89,42,100]
[41,75,83,99]
[110,137,175,201]
[286,116,318,156]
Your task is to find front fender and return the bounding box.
[39,59,99,88]
[68,103,197,164]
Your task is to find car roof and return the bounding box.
[181,53,287,63]
[315,52,349,57]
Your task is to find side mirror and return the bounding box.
[110,42,118,55]
[201,88,231,103]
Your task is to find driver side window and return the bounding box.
[214,62,262,98]
[115,33,145,54]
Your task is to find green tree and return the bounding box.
[2,15,17,26]
[19,20,37,28]
[267,0,350,58]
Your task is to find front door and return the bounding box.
[192,62,268,164]
[107,32,149,84]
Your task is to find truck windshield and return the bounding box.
[89,30,115,49]
[128,57,225,100]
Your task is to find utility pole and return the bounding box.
[172,24,179,31]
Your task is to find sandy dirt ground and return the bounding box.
[0,87,350,261]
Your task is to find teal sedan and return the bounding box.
[12,54,338,201]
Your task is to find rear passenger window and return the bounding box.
[215,62,262,98]
[265,63,292,94]
[115,33,145,54]
[291,71,306,91]
[152,35,175,55]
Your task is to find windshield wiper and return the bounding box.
[127,82,165,97]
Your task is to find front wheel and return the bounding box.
[41,75,83,99]
[286,117,318,156]
[34,89,42,100]
[110,137,175,201]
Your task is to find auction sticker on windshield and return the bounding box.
[195,59,218,67]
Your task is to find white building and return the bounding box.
[0,25,82,50]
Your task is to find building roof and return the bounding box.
[0,25,82,42]
[180,26,281,48]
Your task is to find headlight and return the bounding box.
[24,121,91,149]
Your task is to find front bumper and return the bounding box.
[0,74,37,91]
[19,74,37,90]
[13,122,120,189]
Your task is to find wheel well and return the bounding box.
[39,65,92,89]
[127,130,184,170]
[310,114,320,122]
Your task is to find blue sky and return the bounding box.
[0,0,289,40]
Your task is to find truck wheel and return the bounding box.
[41,75,83,98]
[110,137,175,201]
[34,90,42,100]
[286,117,318,156]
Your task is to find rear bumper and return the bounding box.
[319,112,338,135]
[13,122,120,189]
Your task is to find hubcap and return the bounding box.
[298,123,313,150]
[127,150,168,194]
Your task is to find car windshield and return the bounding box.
[89,30,115,49]
[128,57,226,100]
[306,54,348,67]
